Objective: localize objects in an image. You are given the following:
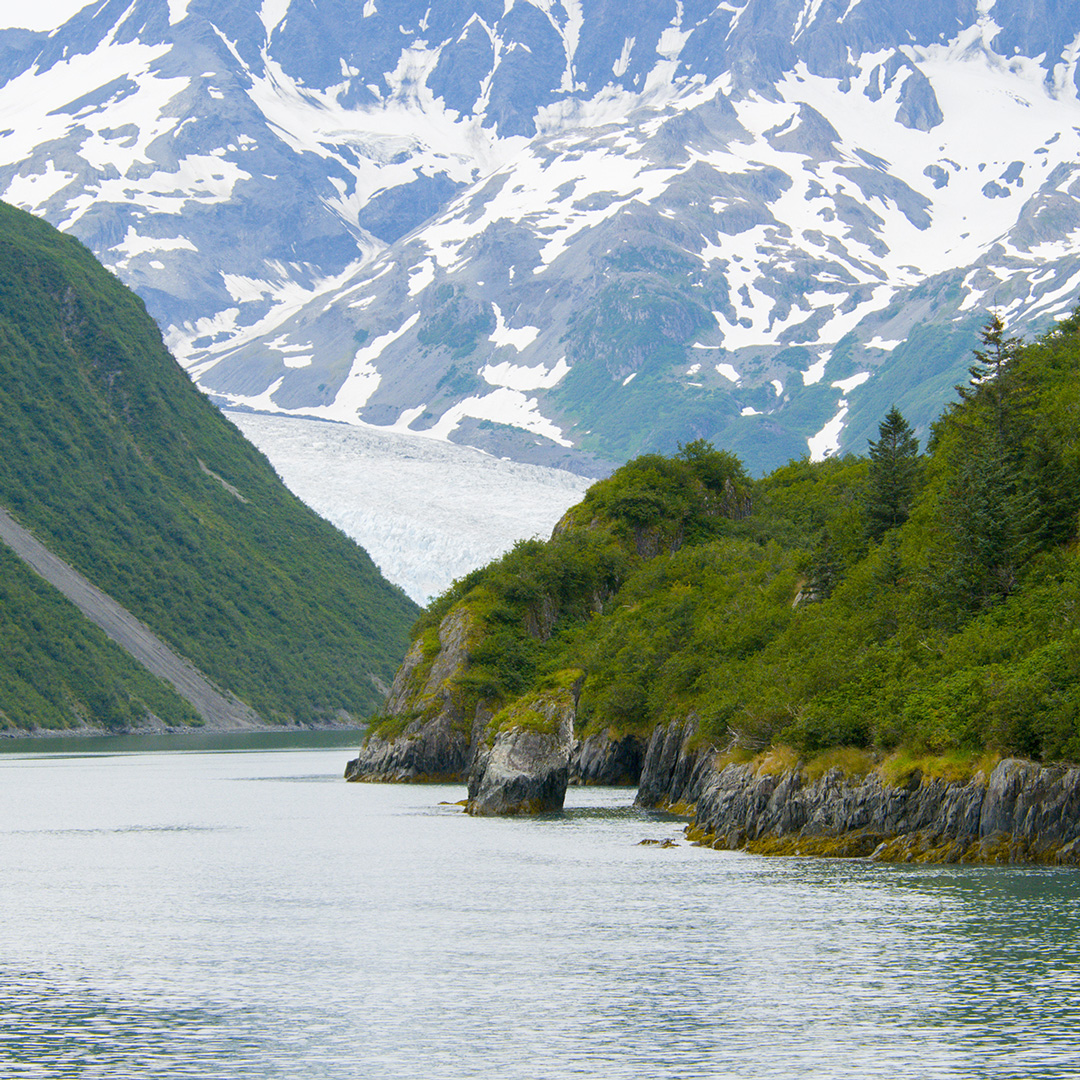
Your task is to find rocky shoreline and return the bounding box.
[344,591,1080,860]
[348,709,1080,863]
[638,720,1080,865]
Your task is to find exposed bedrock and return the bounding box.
[346,608,482,782]
[345,588,649,799]
[569,730,645,786]
[635,717,721,811]
[635,724,1080,863]
[467,690,576,815]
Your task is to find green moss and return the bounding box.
[538,668,586,693]
[420,627,442,661]
[488,685,574,740]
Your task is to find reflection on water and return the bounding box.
[0,728,366,756]
[1,747,1077,1079]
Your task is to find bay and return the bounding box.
[1,740,1077,1079]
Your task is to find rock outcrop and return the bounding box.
[569,730,645,786]
[643,752,1080,864]
[635,717,721,811]
[467,688,576,815]
[634,719,1080,863]
[346,608,484,782]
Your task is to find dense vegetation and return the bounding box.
[385,313,1080,765]
[0,201,418,732]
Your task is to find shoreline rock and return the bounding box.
[690,757,1080,864]
[569,730,645,786]
[346,608,481,783]
[467,690,575,815]
[635,717,720,812]
[348,688,1080,860]
[634,720,1080,864]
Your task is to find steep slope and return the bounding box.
[4,1,1080,473]
[0,506,259,730]
[0,199,418,733]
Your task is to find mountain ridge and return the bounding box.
[4,0,1080,473]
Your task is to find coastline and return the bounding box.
[635,720,1080,865]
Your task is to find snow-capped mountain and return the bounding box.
[5,0,1080,474]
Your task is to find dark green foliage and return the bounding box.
[568,443,752,548]
[958,313,1022,422]
[930,425,1040,613]
[865,406,920,541]
[404,311,1080,765]
[0,201,418,730]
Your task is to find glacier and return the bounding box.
[227,410,591,603]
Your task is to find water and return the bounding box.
[2,740,1078,1079]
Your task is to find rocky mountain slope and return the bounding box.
[5,0,1080,474]
[0,199,417,734]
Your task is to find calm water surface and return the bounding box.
[1,737,1078,1079]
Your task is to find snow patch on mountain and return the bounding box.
[6,0,1080,482]
[489,303,540,351]
[481,356,570,390]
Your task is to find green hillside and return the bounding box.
[0,201,418,733]
[380,312,1080,768]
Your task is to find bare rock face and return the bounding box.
[682,758,1080,864]
[346,608,483,782]
[635,717,720,811]
[569,730,645,786]
[634,721,1080,863]
[466,690,576,815]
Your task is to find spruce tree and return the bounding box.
[959,313,1022,435]
[801,530,842,603]
[935,425,1039,612]
[865,406,920,542]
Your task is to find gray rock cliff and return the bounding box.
[638,742,1080,863]
[346,608,484,782]
[635,717,1080,862]
[635,717,721,810]
[569,730,645,786]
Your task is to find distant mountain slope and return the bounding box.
[0,199,418,733]
[0,505,260,730]
[4,1,1080,472]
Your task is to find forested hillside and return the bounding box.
[0,201,418,733]
[376,312,1080,769]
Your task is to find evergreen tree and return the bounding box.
[865,406,920,541]
[803,530,842,602]
[958,313,1022,435]
[935,425,1040,614]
